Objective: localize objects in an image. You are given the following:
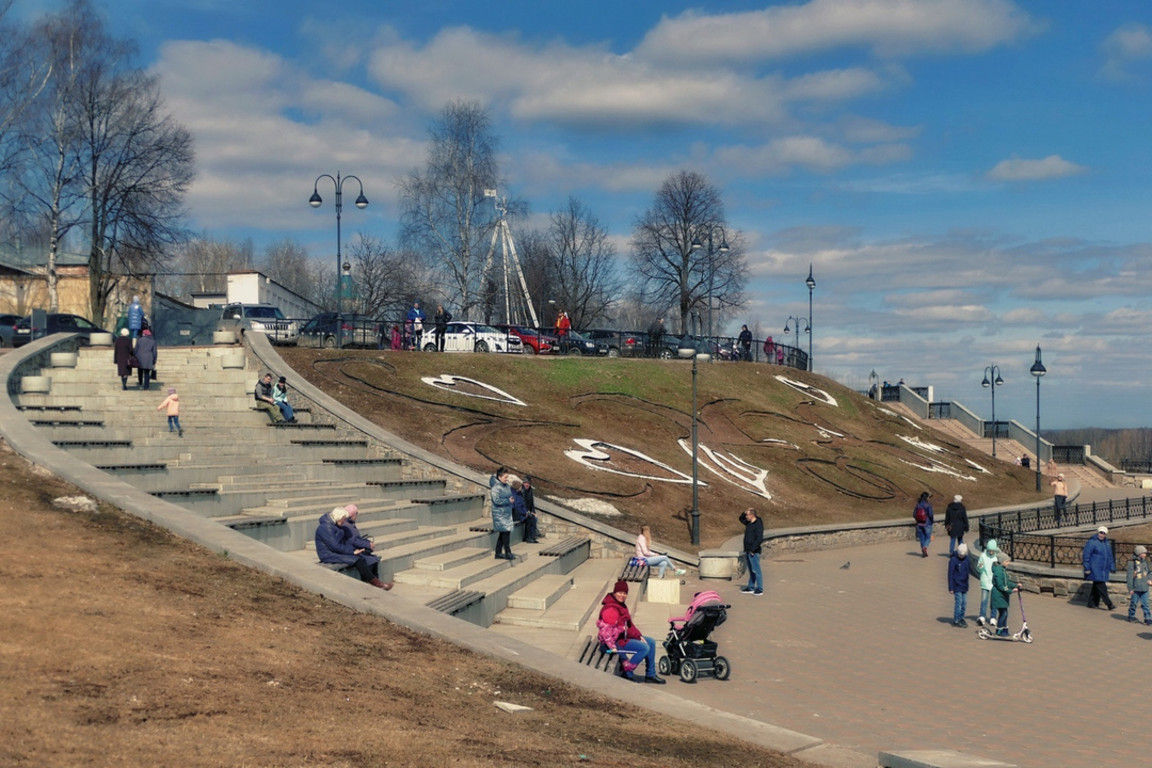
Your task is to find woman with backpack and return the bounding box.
[913,491,934,558]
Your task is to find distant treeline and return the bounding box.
[1046,428,1152,466]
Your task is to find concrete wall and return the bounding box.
[226,272,318,320]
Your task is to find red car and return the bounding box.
[494,324,556,355]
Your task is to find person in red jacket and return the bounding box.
[596,580,665,684]
[555,310,571,350]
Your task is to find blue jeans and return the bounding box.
[618,637,658,677]
[167,415,182,432]
[994,606,1009,635]
[1129,590,1151,621]
[277,401,295,421]
[952,591,967,623]
[916,525,931,551]
[643,554,674,579]
[979,588,991,621]
[745,551,763,591]
[949,534,964,554]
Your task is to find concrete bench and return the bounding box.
[17,404,82,412]
[426,589,485,616]
[539,536,590,558]
[575,635,623,675]
[269,422,335,430]
[95,462,168,472]
[52,439,131,448]
[30,418,104,427]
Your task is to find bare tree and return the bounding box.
[544,196,620,329]
[160,235,253,298]
[344,234,432,322]
[399,100,499,318]
[630,170,747,335]
[260,237,314,299]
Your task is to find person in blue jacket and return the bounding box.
[127,295,145,338]
[947,543,971,627]
[315,506,392,590]
[489,467,514,560]
[913,491,934,558]
[1082,526,1116,611]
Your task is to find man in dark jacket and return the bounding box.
[1083,526,1116,610]
[433,304,451,352]
[944,494,969,554]
[133,329,158,390]
[315,506,392,590]
[740,508,764,595]
[253,372,284,423]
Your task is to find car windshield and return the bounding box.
[245,307,284,320]
[567,331,589,341]
[475,325,500,334]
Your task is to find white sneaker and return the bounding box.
[976,616,985,627]
[674,568,687,576]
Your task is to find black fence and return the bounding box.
[978,495,1152,570]
[1121,459,1152,473]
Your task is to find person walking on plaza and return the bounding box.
[976,539,999,627]
[990,553,1018,636]
[944,494,968,554]
[913,491,934,558]
[1126,545,1152,624]
[948,543,971,627]
[113,328,134,390]
[1050,472,1068,524]
[127,295,144,339]
[739,507,764,595]
[646,317,665,357]
[156,387,183,437]
[763,335,775,364]
[133,329,157,390]
[1083,526,1116,611]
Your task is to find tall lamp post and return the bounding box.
[309,172,368,348]
[1030,346,1046,492]
[679,341,711,545]
[784,315,809,369]
[691,226,728,344]
[806,264,815,371]
[982,364,1004,458]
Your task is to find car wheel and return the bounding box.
[322,335,336,349]
[474,340,490,353]
[526,344,537,355]
[607,347,619,358]
[659,347,672,359]
[566,346,583,356]
[422,342,437,352]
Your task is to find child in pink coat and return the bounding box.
[157,387,182,437]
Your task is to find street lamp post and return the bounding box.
[679,342,711,546]
[691,227,728,345]
[783,315,809,369]
[309,172,368,348]
[1030,346,1046,492]
[806,264,815,371]
[982,364,1004,458]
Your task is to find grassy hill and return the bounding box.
[278,348,1042,550]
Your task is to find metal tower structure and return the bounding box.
[481,190,539,328]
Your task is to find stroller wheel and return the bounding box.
[713,656,731,681]
[679,659,698,684]
[657,656,671,676]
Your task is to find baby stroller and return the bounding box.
[657,590,731,683]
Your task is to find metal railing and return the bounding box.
[978,494,1152,570]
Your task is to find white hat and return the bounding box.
[330,506,349,523]
[1098,526,1108,535]
[953,495,962,503]
[956,543,968,557]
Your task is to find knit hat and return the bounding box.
[142,329,151,336]
[1136,545,1148,556]
[167,387,175,394]
[953,495,962,503]
[956,543,968,557]
[120,328,129,336]
[613,580,629,595]
[1098,526,1108,535]
[344,504,358,517]
[986,539,999,552]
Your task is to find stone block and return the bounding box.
[645,577,681,604]
[20,375,51,394]
[50,351,78,368]
[699,549,742,580]
[88,332,113,347]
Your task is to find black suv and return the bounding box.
[12,313,109,347]
[298,312,380,348]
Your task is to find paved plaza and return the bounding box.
[661,527,1144,768]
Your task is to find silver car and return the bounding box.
[215,303,299,345]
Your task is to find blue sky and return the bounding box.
[18,0,1152,430]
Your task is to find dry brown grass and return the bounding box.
[0,444,805,768]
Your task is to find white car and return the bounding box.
[423,321,522,353]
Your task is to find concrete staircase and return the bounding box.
[14,344,604,632]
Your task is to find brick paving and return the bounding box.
[668,535,1147,768]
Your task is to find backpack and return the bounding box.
[914,505,928,525]
[968,552,982,579]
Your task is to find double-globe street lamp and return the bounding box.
[309,172,368,348]
[690,226,728,344]
[982,364,1004,458]
[806,265,815,371]
[783,315,809,369]
[1030,346,1047,492]
[679,341,712,546]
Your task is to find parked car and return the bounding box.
[0,313,22,347]
[12,313,109,347]
[493,324,555,355]
[584,329,630,357]
[422,321,522,353]
[215,303,299,345]
[298,312,380,348]
[557,330,610,356]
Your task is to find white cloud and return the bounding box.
[636,0,1039,64]
[713,136,912,175]
[986,155,1087,181]
[1100,22,1152,80]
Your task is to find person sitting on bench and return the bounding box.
[315,506,392,590]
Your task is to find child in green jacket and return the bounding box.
[990,554,1018,637]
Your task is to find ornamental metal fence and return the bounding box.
[978,495,1152,571]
